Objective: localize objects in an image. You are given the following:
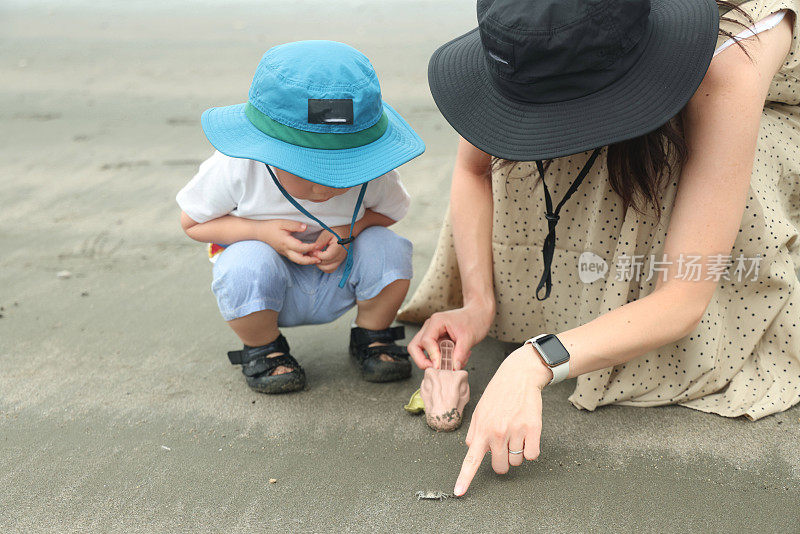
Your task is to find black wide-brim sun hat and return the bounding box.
[428,0,719,161]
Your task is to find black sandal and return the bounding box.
[349,325,412,383]
[227,334,306,394]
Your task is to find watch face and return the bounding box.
[536,334,570,366]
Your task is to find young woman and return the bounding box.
[400,0,800,496]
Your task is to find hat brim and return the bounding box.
[200,102,425,188]
[427,0,718,161]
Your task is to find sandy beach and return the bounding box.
[1,1,798,532]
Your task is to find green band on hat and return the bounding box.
[245,103,388,150]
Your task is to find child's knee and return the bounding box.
[350,228,413,296]
[353,226,412,267]
[212,240,289,294]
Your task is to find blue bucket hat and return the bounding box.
[201,40,425,286]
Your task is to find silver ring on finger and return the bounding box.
[509,449,524,455]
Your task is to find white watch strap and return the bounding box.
[549,360,570,385]
[526,336,570,385]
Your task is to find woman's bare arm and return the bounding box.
[407,139,495,368]
[560,15,794,377]
[450,139,495,311]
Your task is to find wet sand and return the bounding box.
[1,2,798,532]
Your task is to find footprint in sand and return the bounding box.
[13,112,61,121]
[162,159,202,167]
[58,231,125,260]
[166,117,196,126]
[100,161,151,170]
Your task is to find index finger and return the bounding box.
[316,242,341,261]
[284,237,317,254]
[310,231,330,251]
[286,250,321,265]
[420,335,441,369]
[407,331,433,370]
[418,319,449,368]
[454,439,488,497]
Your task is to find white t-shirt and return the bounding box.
[176,151,411,240]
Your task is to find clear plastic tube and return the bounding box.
[439,339,455,371]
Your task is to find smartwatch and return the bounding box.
[525,334,570,385]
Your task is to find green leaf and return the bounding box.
[403,388,425,414]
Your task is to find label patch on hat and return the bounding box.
[308,99,354,125]
[481,30,515,75]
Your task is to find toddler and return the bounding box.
[177,41,425,393]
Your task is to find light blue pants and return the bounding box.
[211,226,413,326]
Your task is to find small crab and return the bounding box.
[415,491,450,501]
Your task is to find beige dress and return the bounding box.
[399,0,800,420]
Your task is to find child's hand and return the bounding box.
[310,225,352,273]
[258,220,321,265]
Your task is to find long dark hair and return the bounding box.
[493,1,754,220]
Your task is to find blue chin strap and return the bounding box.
[265,164,367,288]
